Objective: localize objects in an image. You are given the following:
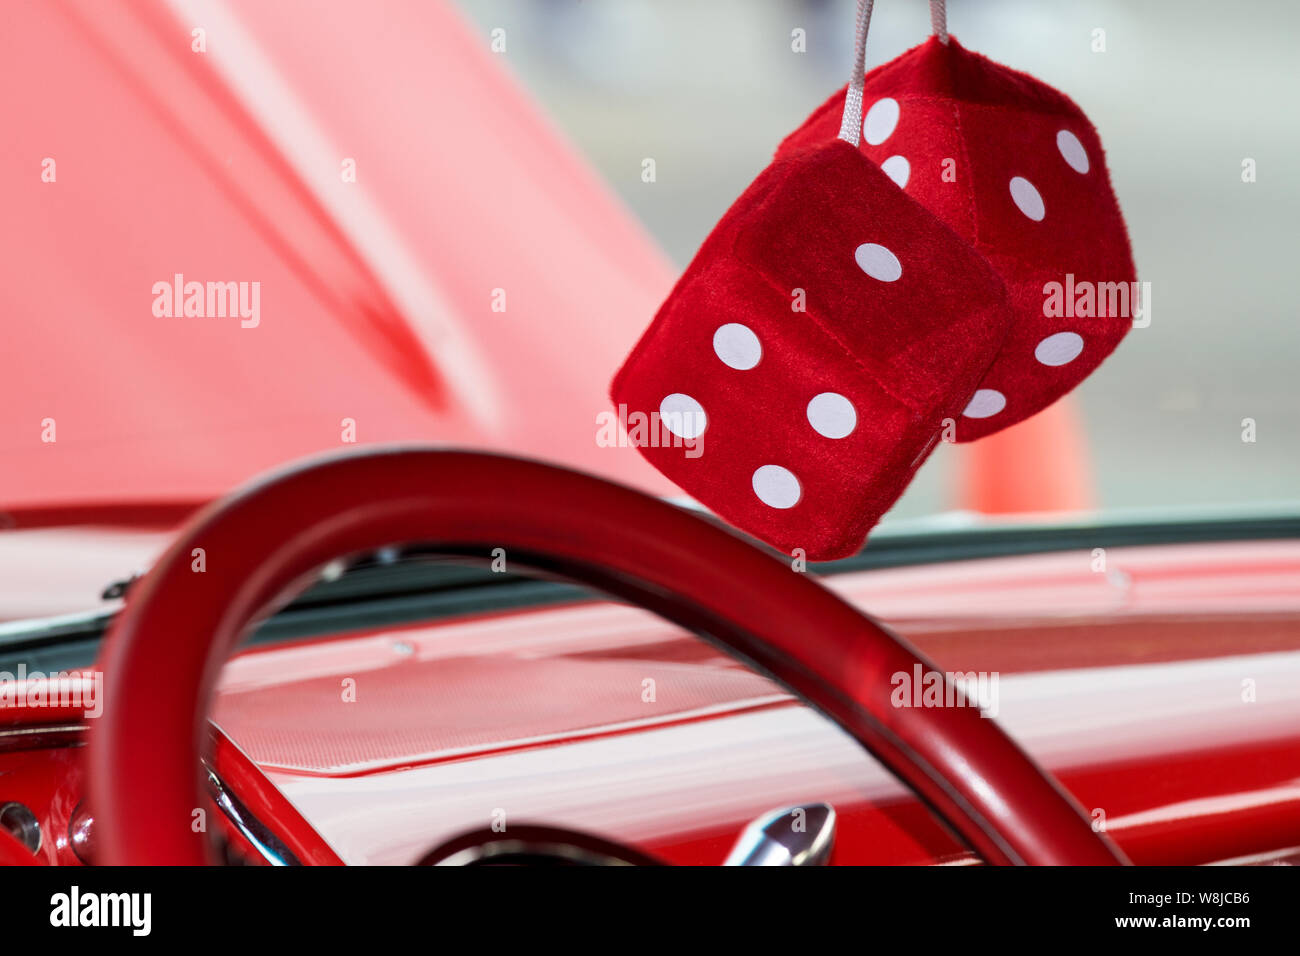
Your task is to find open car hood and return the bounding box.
[0,0,673,522]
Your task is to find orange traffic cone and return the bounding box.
[955,396,1095,515]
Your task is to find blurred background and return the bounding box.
[453,0,1300,520]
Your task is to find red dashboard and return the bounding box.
[5,537,1299,866]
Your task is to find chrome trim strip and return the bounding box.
[203,766,301,866]
[0,724,86,752]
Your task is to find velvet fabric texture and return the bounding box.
[611,140,1012,559]
[779,36,1138,441]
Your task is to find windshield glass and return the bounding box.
[1,0,1295,625]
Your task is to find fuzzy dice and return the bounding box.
[611,140,1012,560]
[780,36,1138,441]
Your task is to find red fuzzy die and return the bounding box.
[611,140,1012,559]
[781,36,1138,440]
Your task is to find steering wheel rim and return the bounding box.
[88,448,1126,865]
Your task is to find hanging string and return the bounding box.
[836,0,876,146]
[930,1,949,44]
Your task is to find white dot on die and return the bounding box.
[1056,130,1090,174]
[1035,331,1084,367]
[863,97,900,146]
[807,392,857,439]
[1009,176,1045,221]
[854,242,902,282]
[659,393,706,439]
[963,389,1007,419]
[713,323,762,370]
[752,465,801,509]
[880,154,910,188]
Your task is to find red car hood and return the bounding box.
[1,0,672,523]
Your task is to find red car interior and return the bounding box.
[1,0,1297,880]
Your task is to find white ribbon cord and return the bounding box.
[931,0,949,44]
[836,0,876,146]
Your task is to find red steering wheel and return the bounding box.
[88,449,1126,865]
